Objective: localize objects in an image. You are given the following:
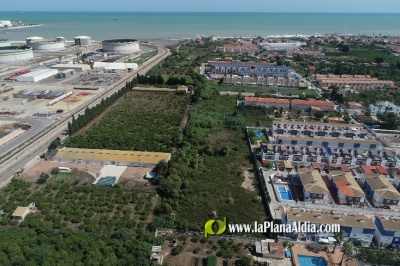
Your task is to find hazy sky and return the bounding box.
[2,0,400,12]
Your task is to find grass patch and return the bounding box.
[128,49,158,65]
[66,91,190,152]
[53,172,75,183]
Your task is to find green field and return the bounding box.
[325,47,399,64]
[66,91,190,152]
[128,49,158,65]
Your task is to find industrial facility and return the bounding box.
[0,46,34,64]
[15,69,58,82]
[74,36,92,46]
[93,62,138,71]
[26,36,65,51]
[102,39,140,53]
[50,64,90,72]
[0,39,11,47]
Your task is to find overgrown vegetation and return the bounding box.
[66,92,190,152]
[0,179,157,265]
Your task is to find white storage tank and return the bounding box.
[0,46,34,64]
[30,41,65,51]
[26,36,45,45]
[75,36,92,46]
[102,39,140,53]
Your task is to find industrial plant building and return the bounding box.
[50,64,90,72]
[15,69,58,82]
[315,74,395,90]
[74,36,92,46]
[0,46,34,63]
[102,39,140,53]
[93,62,138,71]
[53,148,171,167]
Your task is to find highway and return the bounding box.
[0,46,170,188]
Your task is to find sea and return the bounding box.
[1,12,400,41]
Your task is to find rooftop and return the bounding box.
[376,217,400,232]
[277,136,381,145]
[273,120,363,129]
[286,209,376,229]
[55,148,171,165]
[330,171,365,198]
[298,169,329,195]
[363,173,400,200]
[245,97,290,104]
[292,98,335,108]
[11,206,29,217]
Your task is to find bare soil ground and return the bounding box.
[241,168,256,192]
[119,166,158,190]
[19,160,101,183]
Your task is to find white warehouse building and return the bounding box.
[93,62,138,71]
[16,69,58,83]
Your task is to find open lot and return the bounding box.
[0,84,101,117]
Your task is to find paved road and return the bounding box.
[0,117,51,159]
[0,46,170,187]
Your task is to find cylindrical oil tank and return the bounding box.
[26,36,44,45]
[102,39,140,53]
[75,36,92,46]
[0,46,34,63]
[30,41,65,51]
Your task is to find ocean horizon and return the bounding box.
[1,12,400,41]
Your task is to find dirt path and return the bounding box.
[241,168,256,192]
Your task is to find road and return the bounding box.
[0,117,51,159]
[0,46,170,188]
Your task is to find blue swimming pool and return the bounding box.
[278,186,293,200]
[255,130,262,137]
[297,255,327,266]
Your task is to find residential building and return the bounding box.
[291,98,335,112]
[362,174,400,207]
[207,61,290,77]
[244,97,290,109]
[283,209,376,246]
[297,169,331,204]
[271,121,366,139]
[286,50,325,59]
[216,44,258,54]
[11,206,30,221]
[315,74,395,90]
[348,101,364,115]
[261,144,398,167]
[260,42,305,51]
[368,101,400,116]
[374,217,400,248]
[328,171,366,205]
[276,136,382,149]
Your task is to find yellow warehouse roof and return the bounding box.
[55,148,171,165]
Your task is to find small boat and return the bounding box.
[114,18,118,21]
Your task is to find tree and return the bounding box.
[239,256,252,266]
[340,242,354,266]
[51,168,60,175]
[314,110,325,120]
[171,244,184,256]
[332,230,345,253]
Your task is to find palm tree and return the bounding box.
[340,242,354,266]
[332,230,345,253]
